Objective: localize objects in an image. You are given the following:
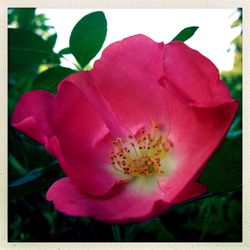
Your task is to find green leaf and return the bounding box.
[200,137,242,193]
[171,26,199,42]
[47,33,57,49]
[15,8,36,29]
[32,66,77,93]
[59,47,71,55]
[69,11,107,68]
[9,153,27,175]
[111,225,122,241]
[9,167,46,187]
[8,161,60,199]
[8,28,54,72]
[142,219,175,241]
[226,116,242,139]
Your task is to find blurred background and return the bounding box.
[8,8,242,242]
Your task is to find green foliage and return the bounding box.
[175,192,242,241]
[8,8,54,40]
[59,47,71,55]
[221,8,242,116]
[227,116,242,139]
[9,162,57,188]
[200,137,242,192]
[11,8,36,29]
[112,225,122,241]
[32,66,77,93]
[9,162,62,200]
[171,26,199,42]
[8,7,53,47]
[47,33,58,48]
[8,28,55,72]
[125,219,175,241]
[69,11,107,68]
[200,8,242,194]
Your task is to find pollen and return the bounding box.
[110,122,173,177]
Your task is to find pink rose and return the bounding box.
[11,35,238,223]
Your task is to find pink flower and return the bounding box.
[11,35,238,224]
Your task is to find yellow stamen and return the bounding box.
[110,122,172,177]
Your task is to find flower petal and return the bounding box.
[46,177,169,224]
[89,34,167,129]
[63,71,128,138]
[163,41,232,104]
[45,136,119,197]
[11,83,118,196]
[172,182,207,204]
[51,81,109,165]
[157,78,238,202]
[11,90,55,144]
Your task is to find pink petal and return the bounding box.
[89,34,167,130]
[172,182,207,204]
[157,77,238,202]
[11,90,55,144]
[46,177,170,224]
[63,72,128,138]
[11,83,118,196]
[163,41,232,104]
[45,136,119,197]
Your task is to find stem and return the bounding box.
[112,225,122,242]
[61,54,82,71]
[199,209,212,241]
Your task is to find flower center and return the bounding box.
[110,122,173,177]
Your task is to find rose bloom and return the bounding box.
[12,35,238,224]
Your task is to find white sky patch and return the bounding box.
[37,8,241,72]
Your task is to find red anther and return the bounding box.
[164,147,169,152]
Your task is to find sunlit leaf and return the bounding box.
[69,11,107,68]
[171,26,198,42]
